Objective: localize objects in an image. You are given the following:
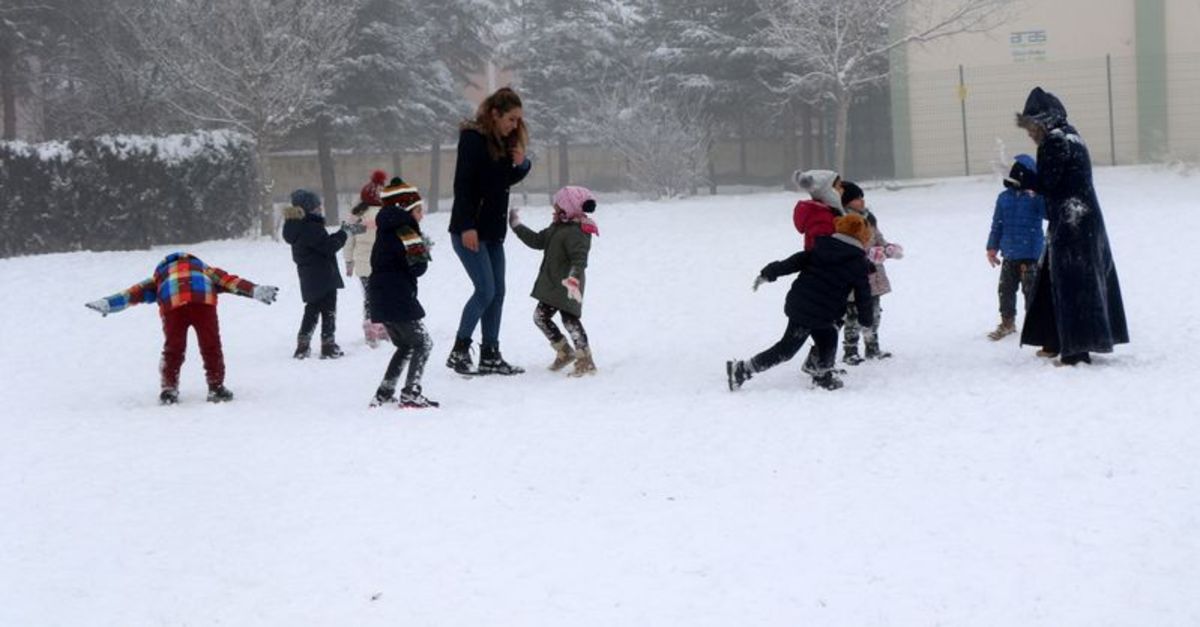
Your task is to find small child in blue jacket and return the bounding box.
[986,154,1046,340]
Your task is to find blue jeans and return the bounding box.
[451,234,506,345]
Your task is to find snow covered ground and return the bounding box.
[2,164,1198,626]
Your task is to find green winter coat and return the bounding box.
[512,220,591,318]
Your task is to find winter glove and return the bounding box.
[508,207,521,228]
[85,299,111,316]
[341,221,367,236]
[752,275,769,291]
[562,276,583,303]
[345,260,355,276]
[884,243,904,259]
[867,246,887,264]
[252,285,279,304]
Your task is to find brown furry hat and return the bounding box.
[834,213,873,247]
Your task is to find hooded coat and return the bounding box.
[792,169,844,251]
[1016,87,1129,355]
[282,206,346,303]
[760,234,874,330]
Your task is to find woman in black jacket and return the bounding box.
[446,87,532,375]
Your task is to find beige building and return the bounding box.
[890,0,1200,178]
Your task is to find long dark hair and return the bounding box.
[462,87,528,161]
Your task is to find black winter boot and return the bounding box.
[726,359,752,391]
[320,341,344,359]
[400,385,440,408]
[812,371,844,391]
[864,340,892,360]
[206,385,234,403]
[370,383,396,407]
[446,337,475,374]
[159,388,180,405]
[478,343,524,375]
[842,344,864,366]
[294,336,312,360]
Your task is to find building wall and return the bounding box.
[894,0,1198,178]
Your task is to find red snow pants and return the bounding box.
[159,303,224,390]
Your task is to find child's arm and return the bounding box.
[398,227,430,278]
[205,265,256,298]
[759,251,809,282]
[85,278,156,316]
[343,219,359,276]
[511,221,550,250]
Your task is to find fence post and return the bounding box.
[958,65,969,176]
[1107,54,1117,166]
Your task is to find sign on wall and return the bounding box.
[1010,30,1048,63]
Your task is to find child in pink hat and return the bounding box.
[509,185,599,376]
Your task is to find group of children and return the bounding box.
[86,154,1044,404]
[86,171,601,408]
[727,169,906,392]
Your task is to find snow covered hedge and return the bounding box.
[0,131,257,257]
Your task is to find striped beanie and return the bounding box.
[380,177,424,212]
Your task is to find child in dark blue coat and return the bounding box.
[282,189,365,359]
[985,154,1045,340]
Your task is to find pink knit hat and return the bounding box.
[552,184,600,234]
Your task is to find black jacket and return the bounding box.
[448,128,532,242]
[369,206,428,322]
[281,208,346,303]
[1018,90,1128,354]
[761,234,874,329]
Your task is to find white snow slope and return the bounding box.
[2,165,1198,626]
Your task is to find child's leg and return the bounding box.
[534,302,565,343]
[842,300,861,351]
[863,297,889,357]
[298,301,321,343]
[561,312,589,352]
[160,307,190,391]
[377,322,413,398]
[319,291,338,343]
[399,321,433,392]
[998,259,1021,320]
[192,304,226,388]
[810,325,839,373]
[748,319,810,374]
[359,277,372,321]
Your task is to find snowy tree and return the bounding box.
[499,0,636,189]
[0,0,51,139]
[756,0,1014,173]
[127,0,358,235]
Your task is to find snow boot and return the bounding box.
[370,384,396,408]
[864,340,892,360]
[478,343,524,375]
[293,336,312,360]
[206,385,234,403]
[987,316,1016,341]
[446,337,475,374]
[812,371,844,391]
[159,388,180,405]
[726,359,752,391]
[1056,352,1092,367]
[548,339,576,371]
[320,341,344,360]
[568,348,596,377]
[1036,348,1059,358]
[842,345,864,366]
[400,386,440,408]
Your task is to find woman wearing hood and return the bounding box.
[1015,87,1128,366]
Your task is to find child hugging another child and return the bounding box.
[509,185,600,377]
[727,213,875,392]
[368,178,438,408]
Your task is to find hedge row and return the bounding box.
[0,130,258,257]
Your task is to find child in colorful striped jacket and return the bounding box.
[85,252,279,404]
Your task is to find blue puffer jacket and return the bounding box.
[987,186,1045,261]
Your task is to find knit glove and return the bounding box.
[753,275,771,291]
[509,208,521,228]
[341,221,367,236]
[252,285,279,304]
[562,276,583,303]
[85,299,110,316]
[884,243,904,259]
[867,246,887,264]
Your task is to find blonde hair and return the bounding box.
[462,87,528,161]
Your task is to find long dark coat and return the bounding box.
[281,207,346,303]
[448,127,532,243]
[369,206,428,322]
[1018,88,1128,355]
